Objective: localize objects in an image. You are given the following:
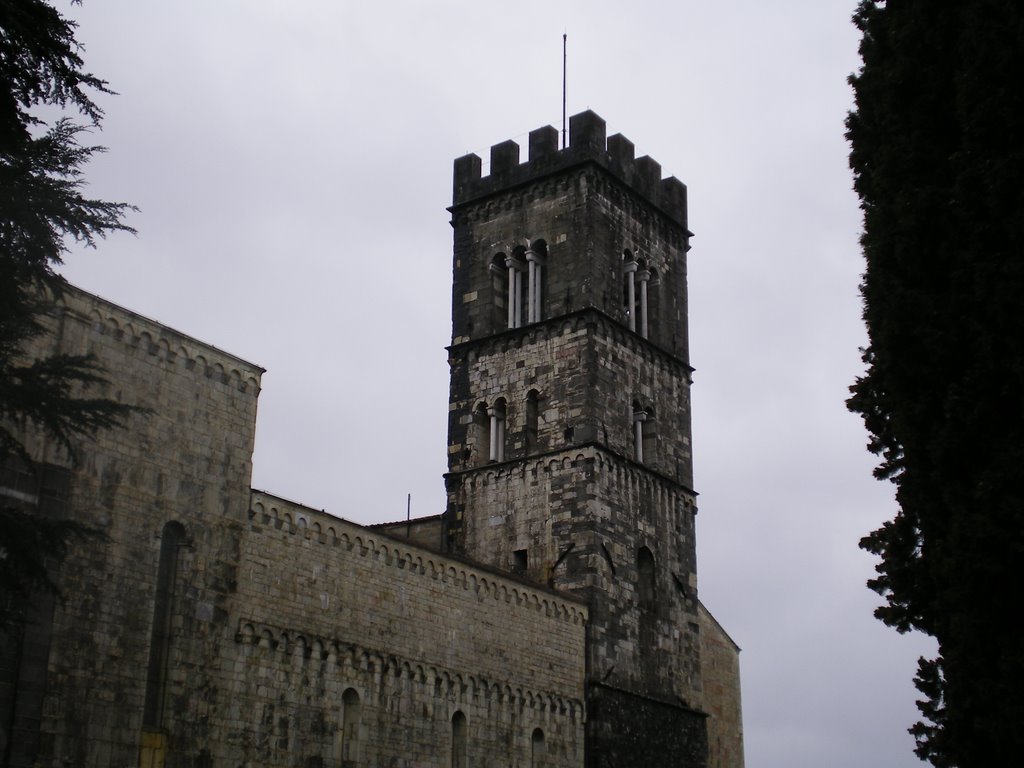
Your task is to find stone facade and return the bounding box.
[443,111,719,765]
[232,492,587,767]
[1,287,262,767]
[699,605,745,768]
[1,288,587,767]
[1,110,743,768]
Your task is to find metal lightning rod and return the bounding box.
[562,33,568,149]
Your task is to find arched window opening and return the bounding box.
[143,521,186,729]
[531,727,546,767]
[637,547,657,609]
[525,390,540,454]
[490,253,508,333]
[340,688,362,766]
[451,710,468,768]
[472,402,490,467]
[526,239,547,324]
[489,398,507,462]
[506,247,527,329]
[622,251,652,338]
[637,546,658,668]
[622,250,638,332]
[646,267,661,342]
[632,401,648,463]
[642,406,657,465]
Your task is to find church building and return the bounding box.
[1,111,743,767]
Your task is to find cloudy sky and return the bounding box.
[57,1,936,765]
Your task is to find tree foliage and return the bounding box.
[847,1,1024,764]
[1,1,136,624]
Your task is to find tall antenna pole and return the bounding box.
[562,33,567,149]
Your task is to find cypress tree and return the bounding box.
[847,1,1024,764]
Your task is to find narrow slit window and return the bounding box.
[638,546,656,608]
[143,521,185,729]
[451,711,468,768]
[531,727,546,767]
[340,688,361,766]
[525,390,540,454]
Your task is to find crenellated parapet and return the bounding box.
[453,110,689,231]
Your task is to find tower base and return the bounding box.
[587,683,708,767]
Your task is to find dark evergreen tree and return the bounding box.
[847,1,1024,764]
[1,0,136,625]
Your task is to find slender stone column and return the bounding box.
[624,260,638,332]
[488,407,499,462]
[637,269,650,339]
[505,255,525,328]
[526,249,543,324]
[534,262,541,322]
[527,260,536,323]
[514,269,522,328]
[506,260,516,329]
[634,410,647,462]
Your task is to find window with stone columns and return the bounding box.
[505,240,546,328]
[489,397,507,462]
[505,246,527,329]
[622,250,652,339]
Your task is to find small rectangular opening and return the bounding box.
[513,549,528,575]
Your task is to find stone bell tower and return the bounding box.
[442,110,708,766]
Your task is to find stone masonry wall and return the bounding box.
[442,110,745,767]
[450,111,690,361]
[445,112,706,759]
[3,286,589,767]
[231,492,587,767]
[444,307,701,707]
[447,313,694,489]
[447,446,701,708]
[699,603,745,768]
[1,286,262,767]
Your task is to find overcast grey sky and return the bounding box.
[58,1,935,766]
